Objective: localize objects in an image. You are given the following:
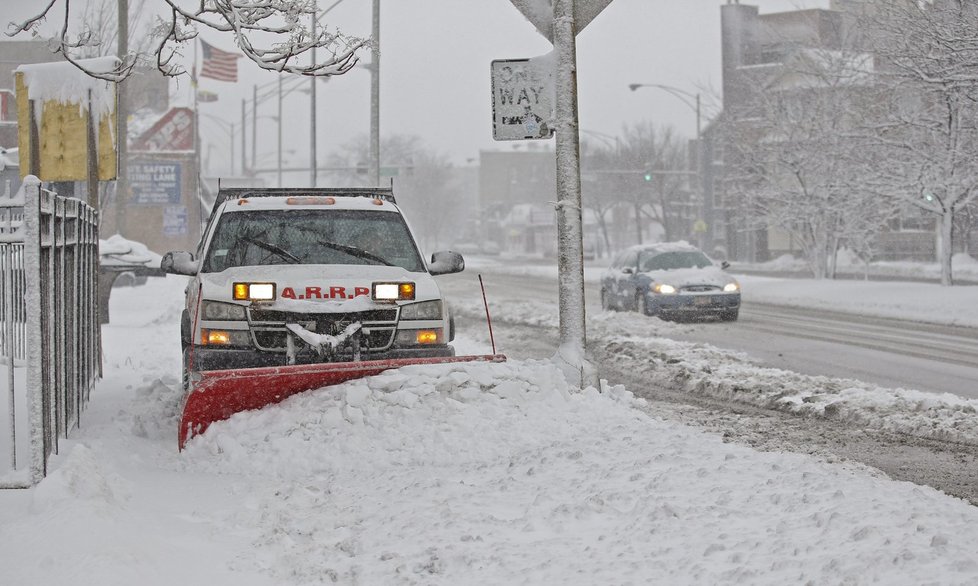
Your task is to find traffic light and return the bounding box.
[643,171,653,182]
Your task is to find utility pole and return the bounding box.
[310,13,318,187]
[241,98,246,176]
[277,75,283,187]
[369,0,380,186]
[552,0,589,387]
[116,0,128,234]
[503,0,611,388]
[251,84,257,173]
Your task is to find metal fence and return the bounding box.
[0,177,100,488]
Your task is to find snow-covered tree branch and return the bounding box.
[721,36,897,279]
[858,0,978,285]
[6,0,369,82]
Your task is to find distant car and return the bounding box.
[600,242,741,321]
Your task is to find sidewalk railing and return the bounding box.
[1,176,101,488]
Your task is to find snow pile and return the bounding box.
[30,445,130,513]
[599,333,978,445]
[177,359,978,585]
[100,234,162,267]
[16,57,118,119]
[453,297,978,445]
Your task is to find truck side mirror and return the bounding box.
[721,261,730,270]
[429,250,464,275]
[161,251,200,276]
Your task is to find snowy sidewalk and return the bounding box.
[0,275,976,585]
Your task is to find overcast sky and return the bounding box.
[4,0,828,178]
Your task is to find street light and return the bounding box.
[580,128,621,156]
[628,83,700,138]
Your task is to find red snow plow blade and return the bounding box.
[178,354,506,449]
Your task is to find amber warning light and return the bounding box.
[233,282,276,301]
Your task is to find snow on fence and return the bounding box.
[0,176,100,488]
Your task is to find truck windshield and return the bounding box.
[202,209,426,273]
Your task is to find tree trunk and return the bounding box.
[938,209,954,286]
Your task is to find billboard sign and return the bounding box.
[163,205,189,235]
[132,107,195,151]
[130,160,182,204]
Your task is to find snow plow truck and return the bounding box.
[161,187,504,449]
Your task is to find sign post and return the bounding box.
[499,0,613,388]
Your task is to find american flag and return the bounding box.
[200,39,241,82]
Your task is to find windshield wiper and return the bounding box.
[242,236,300,264]
[316,239,394,266]
[287,224,395,266]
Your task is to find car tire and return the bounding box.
[601,289,613,311]
[721,308,739,322]
[182,347,193,391]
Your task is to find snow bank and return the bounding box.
[178,357,978,585]
[4,274,978,584]
[454,297,978,445]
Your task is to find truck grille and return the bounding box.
[247,307,399,353]
[249,308,398,323]
[253,329,395,351]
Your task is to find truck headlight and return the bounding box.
[233,282,276,301]
[373,282,416,301]
[201,301,246,320]
[399,300,442,320]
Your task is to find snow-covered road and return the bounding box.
[1,274,977,585]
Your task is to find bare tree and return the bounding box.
[612,122,690,245]
[580,142,620,256]
[722,38,898,279]
[7,0,368,81]
[859,0,978,285]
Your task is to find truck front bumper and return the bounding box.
[190,344,456,372]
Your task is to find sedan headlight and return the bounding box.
[723,282,740,292]
[399,300,443,320]
[201,301,246,320]
[653,283,677,294]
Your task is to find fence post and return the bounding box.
[21,176,45,484]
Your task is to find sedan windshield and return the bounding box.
[639,251,713,272]
[202,209,425,273]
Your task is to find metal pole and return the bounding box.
[369,0,380,186]
[116,0,128,236]
[241,98,247,176]
[552,0,590,388]
[311,13,318,187]
[5,241,15,470]
[252,84,257,174]
[86,90,98,209]
[229,123,235,176]
[277,75,283,188]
